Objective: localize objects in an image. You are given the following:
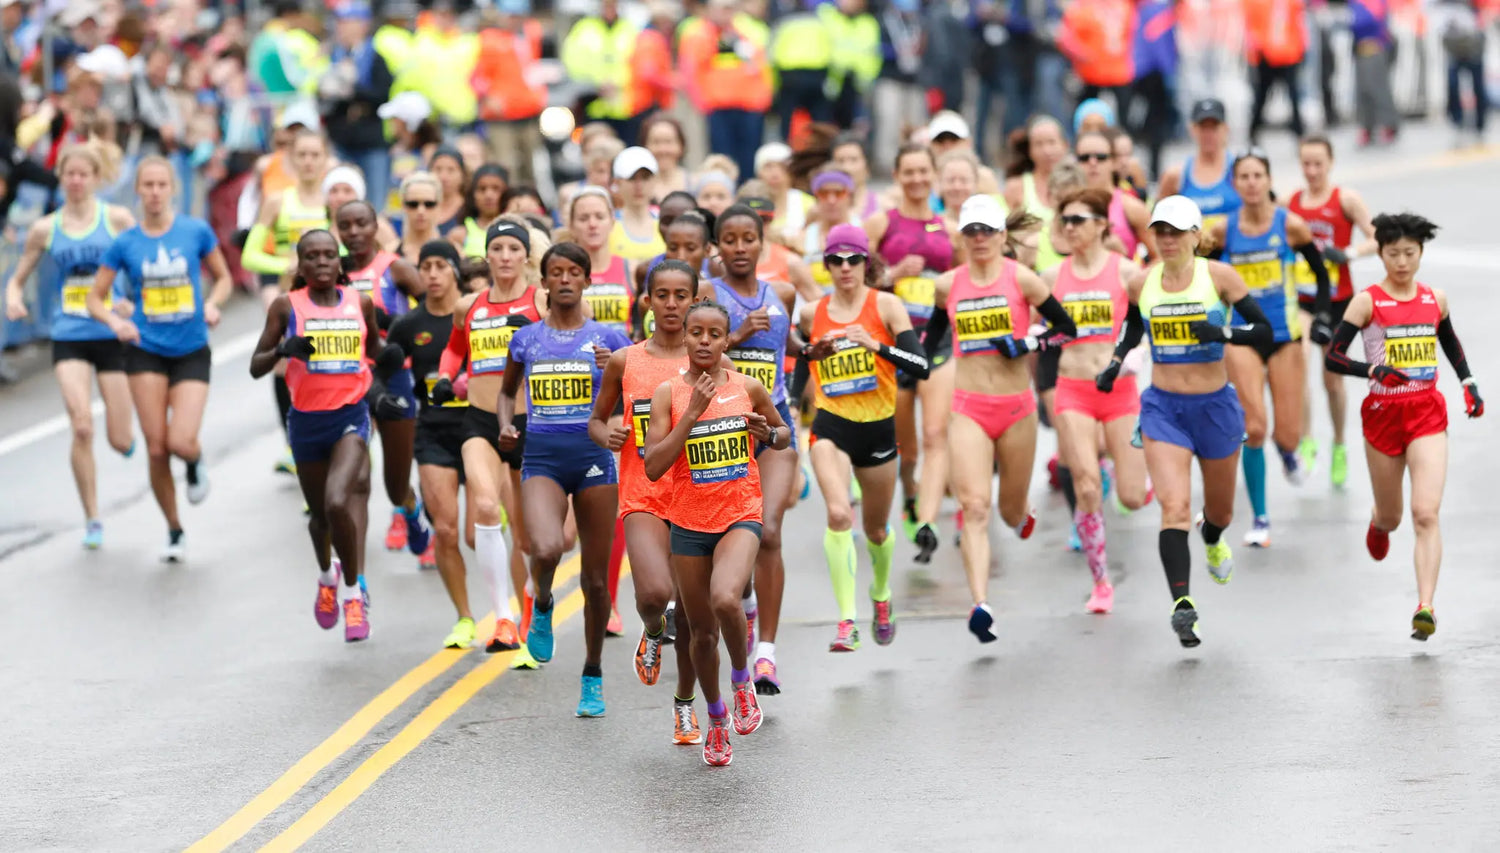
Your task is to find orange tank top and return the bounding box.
[619,342,687,518]
[286,286,372,412]
[809,289,897,423]
[667,371,762,533]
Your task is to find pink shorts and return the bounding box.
[1054,374,1141,423]
[953,388,1037,442]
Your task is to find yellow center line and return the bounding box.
[186,555,582,853]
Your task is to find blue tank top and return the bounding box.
[101,216,219,357]
[49,201,118,342]
[712,278,789,405]
[1180,156,1241,228]
[1225,208,1299,343]
[508,319,632,434]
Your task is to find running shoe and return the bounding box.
[444,617,476,649]
[1205,539,1235,585]
[703,718,733,766]
[745,607,757,656]
[1171,597,1201,647]
[606,605,624,637]
[160,529,185,564]
[674,702,703,745]
[829,619,860,652]
[1297,436,1319,481]
[731,681,763,735]
[576,675,606,717]
[968,603,997,643]
[1411,605,1436,641]
[82,520,103,550]
[1283,446,1310,486]
[872,598,896,646]
[1067,525,1082,552]
[753,657,781,696]
[1100,457,1115,502]
[274,449,296,476]
[663,600,678,644]
[1047,453,1061,490]
[954,509,964,547]
[1330,443,1349,490]
[344,597,369,642]
[1366,523,1390,561]
[404,502,432,556]
[486,619,520,653]
[1086,581,1114,614]
[1243,516,1271,548]
[799,462,812,501]
[902,497,919,543]
[914,522,939,564]
[315,580,339,630]
[184,460,210,505]
[1130,421,1143,449]
[510,645,540,670]
[634,618,665,686]
[1014,509,1037,539]
[384,510,406,551]
[520,589,535,637]
[418,542,437,571]
[358,573,370,609]
[121,440,136,459]
[527,601,555,662]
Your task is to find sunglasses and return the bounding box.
[961,224,999,237]
[823,252,866,267]
[404,199,438,210]
[1077,152,1111,163]
[1059,213,1101,227]
[816,187,850,198]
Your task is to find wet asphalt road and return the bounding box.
[5,125,1500,851]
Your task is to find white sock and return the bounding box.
[476,523,514,621]
[340,580,361,602]
[755,641,776,662]
[319,565,338,586]
[742,589,757,615]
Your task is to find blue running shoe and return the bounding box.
[358,574,370,609]
[404,501,432,556]
[528,600,556,662]
[968,603,998,643]
[1067,525,1082,552]
[121,440,136,459]
[82,520,103,550]
[1100,458,1114,502]
[576,675,606,717]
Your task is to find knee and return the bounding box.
[1243,419,1268,447]
[1072,470,1102,509]
[472,494,502,527]
[70,417,95,445]
[324,482,354,516]
[711,590,741,625]
[1411,505,1440,533]
[433,518,461,550]
[147,441,171,463]
[921,422,947,451]
[1373,510,1402,533]
[633,574,671,615]
[958,494,990,520]
[1118,482,1150,511]
[690,626,719,655]
[579,566,609,598]
[1158,497,1192,528]
[759,519,783,550]
[825,504,854,532]
[530,532,567,566]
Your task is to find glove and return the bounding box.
[1463,379,1484,418]
[506,313,533,328]
[429,376,456,405]
[995,335,1037,359]
[1322,245,1350,265]
[277,335,317,360]
[373,390,411,421]
[1310,312,1333,345]
[374,306,393,332]
[1186,321,1229,344]
[1371,365,1410,388]
[1095,359,1122,393]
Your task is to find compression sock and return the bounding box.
[867,526,894,603]
[1074,509,1108,583]
[1159,529,1191,601]
[606,516,625,606]
[475,523,514,622]
[824,527,857,621]
[1242,445,1268,518]
[1200,516,1226,546]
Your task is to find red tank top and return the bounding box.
[286,286,372,412]
[949,259,1027,358]
[666,371,762,533]
[1053,253,1127,348]
[462,285,542,377]
[1288,187,1355,301]
[347,251,400,313]
[619,343,687,518]
[1362,283,1441,396]
[584,254,634,336]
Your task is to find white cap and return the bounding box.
[958,194,1006,231]
[59,1,101,26]
[1149,195,1204,231]
[74,46,129,79]
[278,100,321,130]
[376,91,431,127]
[753,141,792,175]
[613,146,659,179]
[927,110,970,142]
[322,165,367,201]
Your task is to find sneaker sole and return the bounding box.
[733,716,762,736]
[576,709,607,718]
[754,678,781,696]
[1171,610,1201,647]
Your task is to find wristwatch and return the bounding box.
[766,426,779,447]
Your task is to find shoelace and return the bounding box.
[640,635,660,669]
[345,600,365,628]
[675,704,696,731]
[734,686,756,720]
[317,586,337,611]
[754,659,774,678]
[875,601,891,622]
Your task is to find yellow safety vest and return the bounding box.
[562,17,642,120]
[771,13,831,71]
[406,27,479,126]
[819,7,881,92]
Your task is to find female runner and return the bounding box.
[610,146,667,265]
[249,230,402,642]
[1205,149,1332,547]
[937,151,983,231]
[5,143,135,548]
[801,169,860,292]
[1043,188,1148,613]
[702,204,801,685]
[1001,116,1069,273]
[928,195,1074,641]
[643,301,792,766]
[498,242,632,717]
[451,163,508,257]
[800,224,930,653]
[1158,98,1239,235]
[428,147,470,237]
[590,260,704,743]
[831,134,884,220]
[88,157,232,562]
[643,115,689,199]
[1289,135,1377,488]
[1324,212,1482,640]
[1075,131,1151,261]
[395,172,446,269]
[433,221,550,655]
[1095,195,1273,646]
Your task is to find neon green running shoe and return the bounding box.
[1205,539,1234,585]
[1171,597,1201,647]
[443,617,476,649]
[1297,436,1318,479]
[1411,605,1436,641]
[1330,443,1348,490]
[850,477,863,505]
[510,643,541,670]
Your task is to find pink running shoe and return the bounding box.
[1086,581,1114,614]
[344,597,370,642]
[315,581,338,630]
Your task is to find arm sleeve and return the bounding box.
[1111,303,1145,360]
[438,319,468,378]
[921,308,949,358]
[1437,316,1473,382]
[1295,241,1331,313]
[1225,294,1274,346]
[1034,295,1077,338]
[240,224,290,275]
[1324,321,1372,378]
[876,328,930,379]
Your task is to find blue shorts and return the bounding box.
[756,400,798,458]
[522,430,618,495]
[289,403,371,464]
[1140,384,1246,460]
[371,369,418,421]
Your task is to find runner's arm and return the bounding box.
[588,350,628,450]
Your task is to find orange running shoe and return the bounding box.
[344,597,369,642]
[384,510,406,552]
[486,619,520,653]
[519,590,535,637]
[673,701,702,745]
[418,541,437,571]
[634,618,665,685]
[606,605,624,637]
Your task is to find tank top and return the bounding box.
[1108,188,1139,260]
[666,371,762,533]
[712,278,790,405]
[273,187,330,253]
[583,254,634,336]
[1362,283,1440,397]
[809,289,896,422]
[462,285,542,378]
[1225,208,1299,342]
[878,208,952,330]
[1139,258,1227,365]
[1023,173,1064,273]
[347,251,406,317]
[1053,253,1127,347]
[509,319,631,434]
[757,242,794,286]
[801,222,834,292]
[260,154,295,205]
[1287,187,1354,301]
[462,217,487,259]
[49,201,117,342]
[609,217,666,265]
[285,286,373,412]
[620,343,687,514]
[1180,155,1241,234]
[950,260,1027,358]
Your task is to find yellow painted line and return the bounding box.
[1340,143,1500,185]
[186,555,582,853]
[260,564,625,852]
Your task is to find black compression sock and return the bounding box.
[1159,529,1191,601]
[185,458,200,485]
[1200,516,1226,546]
[582,663,602,678]
[536,595,554,613]
[273,375,293,436]
[1059,465,1077,514]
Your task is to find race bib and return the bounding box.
[684,415,751,484]
[1383,324,1438,381]
[1291,258,1339,299]
[469,315,519,375]
[728,346,779,391]
[62,274,105,317]
[1062,292,1113,339]
[1234,257,1283,293]
[819,337,877,398]
[1148,302,1220,364]
[631,397,652,458]
[426,372,468,408]
[527,358,594,422]
[304,318,364,374]
[953,295,1012,354]
[894,276,936,321]
[584,283,630,331]
[141,278,195,323]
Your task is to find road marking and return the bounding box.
[186,555,582,853]
[1339,143,1500,185]
[0,329,261,458]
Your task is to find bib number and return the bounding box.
[953,296,1012,354]
[141,279,195,322]
[1236,259,1283,292]
[1384,329,1438,381]
[469,317,518,375]
[894,276,936,321]
[62,275,105,317]
[527,358,594,422]
[819,339,877,398]
[1291,258,1338,298]
[684,415,751,484]
[729,347,779,392]
[631,397,652,458]
[305,318,364,374]
[1064,297,1113,338]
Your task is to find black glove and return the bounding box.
[374,306,394,332]
[995,335,1037,359]
[1310,312,1333,345]
[1186,321,1230,344]
[1095,359,1122,393]
[506,313,533,328]
[1322,245,1349,266]
[277,335,317,360]
[430,376,456,405]
[373,390,411,421]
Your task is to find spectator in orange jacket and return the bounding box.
[1244,0,1308,143]
[473,1,547,183]
[631,1,680,131]
[679,0,772,182]
[1058,0,1136,107]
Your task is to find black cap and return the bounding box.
[1190,98,1227,124]
[741,196,775,216]
[419,239,462,270]
[485,220,531,255]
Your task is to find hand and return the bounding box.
[1371,365,1410,388]
[429,376,456,405]
[1096,359,1122,393]
[892,255,925,280]
[373,391,411,421]
[374,306,393,332]
[593,344,611,370]
[498,422,520,452]
[205,302,221,328]
[740,307,772,338]
[996,335,1036,359]
[111,317,141,345]
[843,324,878,353]
[5,286,27,321]
[452,373,469,401]
[506,313,533,327]
[804,334,838,361]
[277,335,317,360]
[686,372,715,420]
[1463,379,1484,418]
[745,411,771,442]
[1322,245,1350,265]
[605,422,630,451]
[1186,320,1229,344]
[1310,312,1333,345]
[113,298,134,318]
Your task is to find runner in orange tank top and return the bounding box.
[643,301,791,767]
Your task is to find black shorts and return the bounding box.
[52,338,125,372]
[670,520,763,557]
[463,406,528,467]
[811,409,898,468]
[124,345,212,385]
[1248,338,1297,365]
[1035,345,1061,393]
[1298,296,1351,327]
[415,419,468,477]
[899,328,951,391]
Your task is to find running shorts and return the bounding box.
[670,520,763,557]
[415,420,467,476]
[372,369,418,422]
[52,338,125,372]
[952,388,1037,442]
[810,410,898,468]
[462,407,528,467]
[1054,374,1140,423]
[523,430,617,495]
[124,345,211,385]
[1139,384,1245,460]
[1362,389,1447,457]
[288,402,370,464]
